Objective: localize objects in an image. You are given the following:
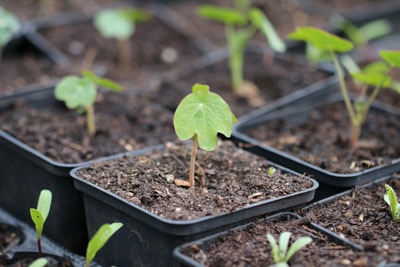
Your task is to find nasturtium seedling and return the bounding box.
[384,184,400,222]
[54,70,122,136]
[30,189,52,257]
[0,5,20,62]
[173,83,237,187]
[85,222,123,267]
[288,27,400,150]
[267,232,312,267]
[94,7,150,68]
[198,2,285,102]
[28,258,48,267]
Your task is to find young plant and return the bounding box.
[0,5,20,63]
[94,7,150,69]
[173,83,237,187]
[384,184,400,222]
[28,258,48,267]
[85,222,123,267]
[266,232,312,267]
[30,189,52,258]
[288,27,400,149]
[54,70,123,136]
[197,1,285,103]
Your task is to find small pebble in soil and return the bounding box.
[161,47,178,63]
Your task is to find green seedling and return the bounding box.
[85,222,123,267]
[384,184,400,222]
[30,189,52,258]
[267,232,312,267]
[173,83,237,187]
[288,27,400,149]
[198,1,285,100]
[0,5,20,63]
[54,70,123,136]
[94,7,150,69]
[28,258,48,267]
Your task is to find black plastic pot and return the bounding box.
[0,206,100,267]
[232,92,400,201]
[172,212,362,267]
[71,143,319,267]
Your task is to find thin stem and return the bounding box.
[189,135,198,187]
[86,105,96,136]
[37,238,42,258]
[117,38,131,69]
[331,52,356,125]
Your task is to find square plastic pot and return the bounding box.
[71,145,319,267]
[232,92,400,200]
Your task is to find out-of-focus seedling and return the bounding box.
[30,189,52,258]
[0,5,20,63]
[85,222,123,267]
[173,83,237,187]
[94,7,150,69]
[28,258,48,267]
[384,184,400,222]
[54,70,122,136]
[267,231,312,267]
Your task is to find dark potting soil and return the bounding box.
[242,100,400,174]
[0,90,177,164]
[38,10,203,90]
[159,0,329,50]
[180,213,384,267]
[300,177,400,266]
[76,140,313,221]
[147,52,330,117]
[0,224,21,255]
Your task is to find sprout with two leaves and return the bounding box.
[173,83,237,187]
[288,27,400,149]
[54,70,123,136]
[384,184,400,222]
[30,189,52,258]
[0,5,20,63]
[267,231,312,267]
[94,7,150,69]
[198,1,285,106]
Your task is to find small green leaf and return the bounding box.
[278,232,291,262]
[86,222,123,266]
[288,27,354,53]
[285,236,312,262]
[30,209,44,238]
[266,233,280,263]
[119,8,150,23]
[351,72,392,88]
[173,84,237,151]
[197,5,248,25]
[359,19,392,43]
[37,189,52,222]
[28,258,48,267]
[249,8,285,53]
[362,61,390,74]
[55,76,97,111]
[384,184,400,222]
[94,8,135,40]
[0,6,20,47]
[380,50,400,69]
[82,70,123,92]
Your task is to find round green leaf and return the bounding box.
[30,208,44,238]
[0,6,21,47]
[380,50,400,69]
[198,5,248,25]
[173,84,237,151]
[37,189,52,222]
[94,8,135,40]
[288,27,354,53]
[55,76,96,111]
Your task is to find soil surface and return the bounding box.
[146,51,330,117]
[76,140,314,221]
[180,212,392,267]
[240,99,400,174]
[300,177,400,266]
[2,255,73,267]
[0,90,177,164]
[0,224,22,255]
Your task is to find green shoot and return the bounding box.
[266,232,312,266]
[28,258,48,267]
[198,2,285,95]
[85,222,123,267]
[288,27,400,149]
[94,7,150,69]
[30,189,52,258]
[173,83,237,187]
[384,184,400,222]
[0,5,20,63]
[54,70,122,136]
